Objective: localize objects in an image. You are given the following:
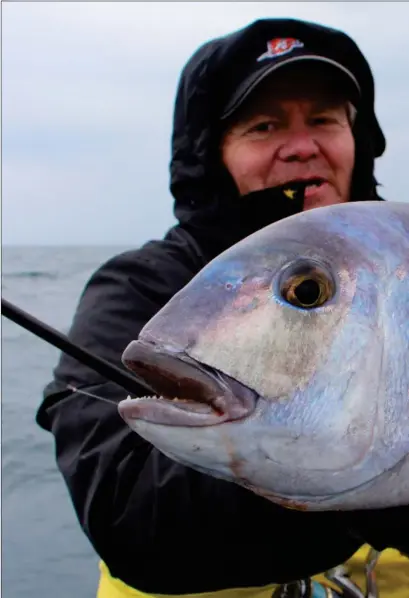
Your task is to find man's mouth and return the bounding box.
[286,177,327,191]
[283,178,330,204]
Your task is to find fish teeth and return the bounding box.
[126,394,185,402]
[126,394,159,400]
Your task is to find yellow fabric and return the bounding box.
[97,545,409,598]
[341,547,409,598]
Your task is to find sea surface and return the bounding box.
[2,245,133,598]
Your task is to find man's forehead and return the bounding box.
[238,91,349,122]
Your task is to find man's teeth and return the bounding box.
[306,180,323,188]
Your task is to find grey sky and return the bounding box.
[3,2,409,246]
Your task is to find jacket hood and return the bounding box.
[169,19,386,255]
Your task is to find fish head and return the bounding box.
[118,201,409,511]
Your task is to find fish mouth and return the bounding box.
[118,340,257,427]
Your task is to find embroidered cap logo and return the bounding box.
[257,38,304,62]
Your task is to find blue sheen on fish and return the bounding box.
[118,201,409,512]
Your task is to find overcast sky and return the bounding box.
[3,2,409,246]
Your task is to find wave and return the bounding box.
[2,271,59,280]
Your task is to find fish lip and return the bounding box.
[120,339,257,425]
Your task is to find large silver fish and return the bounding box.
[118,201,409,512]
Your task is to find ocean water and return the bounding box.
[2,246,132,598]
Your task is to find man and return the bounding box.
[37,18,408,598]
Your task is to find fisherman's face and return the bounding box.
[221,65,356,211]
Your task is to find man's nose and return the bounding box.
[277,127,319,162]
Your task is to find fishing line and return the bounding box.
[66,385,124,406]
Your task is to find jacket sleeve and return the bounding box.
[35,244,197,574]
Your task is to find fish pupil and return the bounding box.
[294,279,321,306]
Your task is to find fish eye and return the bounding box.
[280,263,334,309]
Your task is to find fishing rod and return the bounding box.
[1,297,153,396]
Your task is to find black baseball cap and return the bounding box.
[219,19,385,157]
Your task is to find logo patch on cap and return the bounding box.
[257,38,304,62]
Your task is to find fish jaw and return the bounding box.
[118,394,409,512]
[118,339,257,427]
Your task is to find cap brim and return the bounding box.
[221,54,361,120]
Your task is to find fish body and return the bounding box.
[118,201,409,511]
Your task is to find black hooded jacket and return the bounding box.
[36,19,407,595]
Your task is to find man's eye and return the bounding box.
[311,115,337,126]
[249,121,277,134]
